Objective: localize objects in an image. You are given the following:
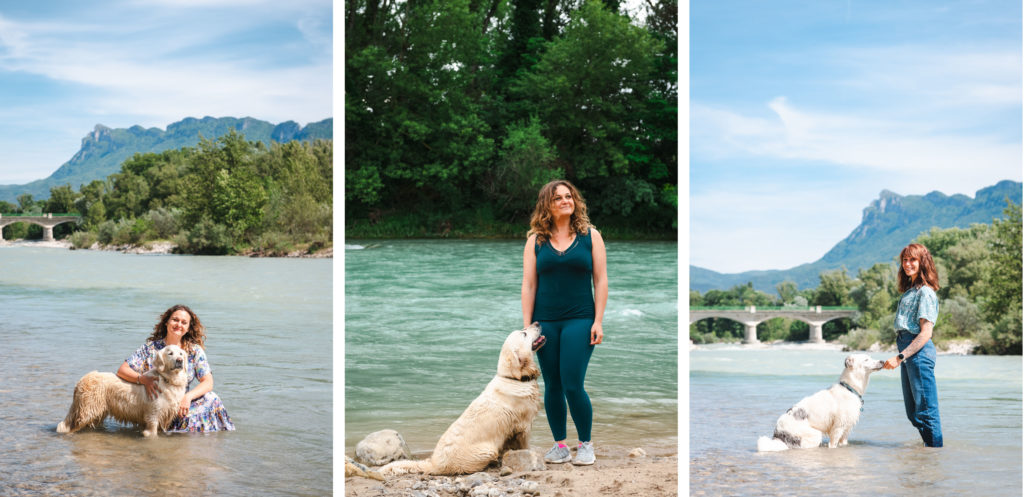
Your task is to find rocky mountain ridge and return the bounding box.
[0,116,332,202]
[691,180,1023,293]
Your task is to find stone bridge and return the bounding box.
[0,213,82,241]
[690,306,857,344]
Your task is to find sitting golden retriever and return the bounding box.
[380,323,547,476]
[57,344,188,438]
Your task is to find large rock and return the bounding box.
[499,449,546,475]
[355,429,411,466]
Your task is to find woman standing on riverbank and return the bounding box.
[521,180,608,465]
[116,304,235,432]
[882,243,942,447]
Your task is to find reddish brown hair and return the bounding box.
[898,243,940,293]
[147,304,207,353]
[526,180,592,244]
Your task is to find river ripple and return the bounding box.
[0,245,331,496]
[345,239,678,455]
[690,345,1022,496]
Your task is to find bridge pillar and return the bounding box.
[42,225,54,241]
[809,322,825,343]
[744,322,760,344]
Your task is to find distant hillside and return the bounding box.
[0,116,333,202]
[691,180,1023,293]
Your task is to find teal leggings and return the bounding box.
[536,318,595,442]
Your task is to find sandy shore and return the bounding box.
[0,239,75,249]
[345,444,679,497]
[0,238,177,253]
[0,239,332,258]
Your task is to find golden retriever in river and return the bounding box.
[57,345,188,438]
[380,323,547,476]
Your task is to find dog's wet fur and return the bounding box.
[757,354,885,451]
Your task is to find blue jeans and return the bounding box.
[897,331,943,447]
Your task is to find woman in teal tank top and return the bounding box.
[521,180,608,466]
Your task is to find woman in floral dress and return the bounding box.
[115,304,235,433]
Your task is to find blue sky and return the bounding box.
[690,0,1022,274]
[0,0,332,185]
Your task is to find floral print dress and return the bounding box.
[126,339,236,433]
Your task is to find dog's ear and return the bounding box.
[505,350,522,376]
[845,356,854,368]
[153,350,165,371]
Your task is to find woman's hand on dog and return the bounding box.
[178,396,190,418]
[141,375,161,400]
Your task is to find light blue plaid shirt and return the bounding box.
[894,285,939,334]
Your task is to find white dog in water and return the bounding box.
[379,323,547,476]
[757,354,885,451]
[57,345,189,438]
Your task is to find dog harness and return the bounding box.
[839,381,864,412]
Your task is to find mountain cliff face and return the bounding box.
[0,116,333,202]
[691,180,1023,293]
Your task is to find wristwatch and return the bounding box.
[897,353,905,361]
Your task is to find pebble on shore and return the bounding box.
[347,428,677,497]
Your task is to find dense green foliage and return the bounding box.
[691,201,1023,354]
[0,117,332,204]
[1,132,333,255]
[345,0,677,238]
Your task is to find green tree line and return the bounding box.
[0,132,333,255]
[690,201,1022,355]
[345,0,677,239]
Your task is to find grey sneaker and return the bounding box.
[544,443,571,463]
[572,441,595,465]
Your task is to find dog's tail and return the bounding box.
[378,459,431,477]
[757,436,789,452]
[57,380,88,434]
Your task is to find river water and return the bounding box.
[690,344,1022,496]
[345,239,678,457]
[0,244,331,496]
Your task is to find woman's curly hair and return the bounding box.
[147,304,207,353]
[527,180,593,245]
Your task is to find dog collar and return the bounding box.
[503,374,537,382]
[839,381,864,412]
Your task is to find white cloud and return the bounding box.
[0,7,331,182]
[831,46,1022,108]
[0,14,330,124]
[692,97,1021,180]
